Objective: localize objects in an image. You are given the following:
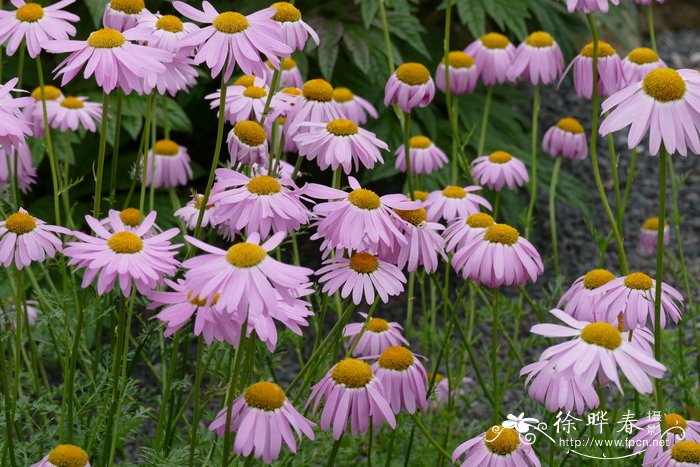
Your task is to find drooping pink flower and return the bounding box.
[557,268,617,322]
[372,346,428,414]
[639,216,670,256]
[1,299,40,328]
[266,57,303,88]
[31,444,91,467]
[142,52,198,97]
[443,212,495,253]
[464,33,516,86]
[24,85,63,137]
[630,413,700,465]
[508,31,564,85]
[622,47,666,85]
[103,0,147,32]
[565,41,623,99]
[0,208,68,269]
[343,313,408,358]
[542,117,588,160]
[205,75,270,124]
[209,382,315,464]
[144,139,193,189]
[431,374,472,409]
[226,120,269,166]
[332,87,378,124]
[130,11,199,52]
[423,185,491,223]
[0,78,33,151]
[98,207,160,237]
[520,360,599,415]
[269,1,319,51]
[389,207,446,273]
[471,150,529,191]
[0,142,36,192]
[174,192,215,230]
[50,96,102,132]
[394,136,448,175]
[435,51,478,95]
[384,62,435,113]
[452,426,541,467]
[284,78,342,141]
[567,0,620,13]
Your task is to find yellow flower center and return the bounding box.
[47,444,89,467]
[580,41,616,58]
[671,441,700,464]
[366,317,389,333]
[247,175,281,195]
[378,346,414,371]
[16,2,43,22]
[233,120,267,147]
[87,29,126,48]
[628,47,659,65]
[484,224,519,245]
[488,150,512,164]
[281,57,296,70]
[485,426,521,455]
[234,75,256,87]
[119,207,141,227]
[156,14,184,33]
[226,243,267,267]
[580,322,622,350]
[525,31,554,48]
[302,79,334,102]
[430,372,444,383]
[348,252,379,274]
[409,136,432,149]
[31,85,61,101]
[348,188,381,210]
[395,63,431,86]
[624,272,653,290]
[271,2,301,22]
[212,12,249,34]
[60,96,85,109]
[5,212,36,234]
[333,87,354,103]
[394,208,427,226]
[154,139,179,156]
[107,231,143,254]
[443,51,474,68]
[412,190,429,201]
[331,358,373,388]
[666,413,689,435]
[326,119,358,136]
[583,269,616,289]
[466,212,495,228]
[110,0,144,14]
[193,195,214,210]
[480,32,510,50]
[642,216,668,230]
[283,86,302,96]
[243,86,267,99]
[643,68,686,103]
[244,381,286,411]
[187,291,215,306]
[556,117,584,134]
[442,185,466,199]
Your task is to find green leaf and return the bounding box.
[387,12,430,59]
[343,30,371,74]
[359,0,379,29]
[455,0,486,38]
[316,21,344,80]
[84,0,107,29]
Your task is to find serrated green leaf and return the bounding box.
[455,0,485,38]
[343,31,371,74]
[360,0,379,29]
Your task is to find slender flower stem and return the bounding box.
[549,157,562,277]
[138,94,155,214]
[378,0,395,74]
[188,336,205,467]
[621,148,637,213]
[443,0,462,185]
[347,298,380,354]
[94,92,111,218]
[524,84,541,239]
[477,86,494,157]
[648,3,657,53]
[493,192,501,221]
[653,148,667,415]
[109,90,124,207]
[35,55,61,225]
[64,294,85,442]
[326,435,344,467]
[607,133,623,233]
[222,320,249,467]
[260,67,281,126]
[405,272,416,339]
[402,111,416,199]
[0,336,17,467]
[410,414,453,462]
[491,288,500,425]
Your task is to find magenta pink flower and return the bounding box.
[333,87,378,124]
[622,47,666,85]
[31,445,90,467]
[389,207,446,273]
[471,151,529,191]
[24,85,63,136]
[444,212,495,253]
[372,346,427,414]
[436,51,478,95]
[307,358,396,439]
[0,208,68,269]
[508,31,563,85]
[174,193,214,230]
[0,0,78,58]
[49,95,102,132]
[173,1,291,80]
[143,52,198,97]
[144,139,193,189]
[565,41,623,99]
[130,11,199,52]
[0,78,34,151]
[452,426,540,467]
[464,33,516,86]
[542,117,588,160]
[452,223,543,288]
[294,118,388,174]
[0,142,36,192]
[343,313,408,358]
[631,413,700,465]
[423,185,491,222]
[209,169,310,238]
[316,252,405,305]
[557,269,617,322]
[209,382,315,464]
[270,2,319,51]
[226,120,269,166]
[99,207,160,237]
[394,136,448,175]
[285,79,342,141]
[600,68,700,156]
[384,62,435,113]
[520,360,599,414]
[639,216,669,256]
[266,57,303,88]
[654,440,700,466]
[46,27,171,94]
[65,211,180,296]
[567,0,619,13]
[205,75,270,124]
[103,0,147,32]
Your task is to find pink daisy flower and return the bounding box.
[294,118,388,174]
[452,426,541,467]
[0,78,33,151]
[173,1,291,80]
[333,86,378,124]
[542,117,588,160]
[174,192,214,230]
[372,346,428,414]
[0,142,37,192]
[591,271,683,329]
[103,0,147,32]
[0,0,79,58]
[285,78,342,141]
[471,150,529,191]
[390,207,446,273]
[306,176,420,255]
[394,135,448,175]
[144,139,193,189]
[266,57,303,88]
[209,169,310,238]
[565,41,623,99]
[452,223,543,288]
[307,358,396,440]
[1,299,40,328]
[530,309,666,393]
[520,360,599,414]
[435,51,478,95]
[64,211,180,296]
[142,52,198,97]
[209,382,315,464]
[24,85,63,137]
[464,33,516,86]
[205,75,270,123]
[0,208,68,270]
[557,268,617,321]
[631,413,700,465]
[622,47,666,85]
[343,313,408,358]
[508,31,564,85]
[49,96,102,132]
[423,185,491,223]
[639,216,670,256]
[431,374,472,408]
[316,252,406,305]
[600,68,700,156]
[443,212,495,253]
[567,0,620,13]
[227,120,269,166]
[653,440,700,467]
[45,27,171,94]
[31,444,91,467]
[384,62,435,113]
[270,1,319,51]
[131,11,199,52]
[98,207,160,236]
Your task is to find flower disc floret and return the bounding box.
[583,269,615,289]
[212,11,249,34]
[488,151,512,164]
[60,96,84,109]
[272,2,301,22]
[395,63,431,85]
[666,413,688,435]
[87,28,126,48]
[302,79,333,101]
[226,242,267,267]
[234,120,267,146]
[348,188,381,210]
[525,31,554,48]
[556,117,584,134]
[154,139,179,156]
[333,87,353,102]
[485,426,521,455]
[47,444,89,467]
[243,86,267,99]
[234,76,256,87]
[580,41,616,57]
[326,119,358,136]
[367,318,389,333]
[394,208,427,226]
[281,57,296,70]
[247,175,281,195]
[31,85,61,101]
[642,216,666,230]
[348,253,379,274]
[480,33,509,49]
[378,346,414,371]
[624,272,653,290]
[643,68,686,102]
[484,224,519,245]
[16,2,43,22]
[119,208,141,227]
[5,212,36,234]
[331,358,373,388]
[409,136,432,149]
[628,47,659,65]
[110,0,144,14]
[671,441,700,463]
[412,190,429,201]
[442,186,466,199]
[156,15,184,33]
[580,322,622,350]
[444,51,474,68]
[466,212,494,228]
[107,231,143,254]
[244,382,286,411]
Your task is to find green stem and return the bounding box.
[188,336,204,467]
[326,435,344,467]
[648,3,657,53]
[93,92,111,218]
[162,95,170,139]
[64,294,85,442]
[477,86,493,157]
[138,94,155,214]
[524,84,540,239]
[405,272,416,339]
[222,321,249,467]
[549,157,562,277]
[347,298,380,354]
[607,132,623,234]
[402,111,416,199]
[621,148,637,213]
[653,148,667,415]
[109,90,123,207]
[377,0,395,74]
[0,336,17,467]
[35,55,61,225]
[491,289,500,424]
[410,415,453,461]
[493,192,500,221]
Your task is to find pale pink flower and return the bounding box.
[435,51,478,95]
[144,139,193,188]
[0,208,68,270]
[343,313,408,358]
[471,151,529,191]
[567,0,620,13]
[557,269,617,322]
[452,426,541,467]
[639,216,670,256]
[631,413,700,465]
[650,440,700,467]
[0,142,36,192]
[50,96,102,132]
[542,117,588,160]
[1,299,40,328]
[266,57,303,88]
[622,47,666,85]
[394,136,448,175]
[98,207,160,237]
[174,193,214,230]
[285,79,342,141]
[423,185,491,222]
[31,444,91,467]
[508,31,564,85]
[226,120,269,166]
[372,346,428,414]
[464,33,516,86]
[131,11,199,52]
[520,360,599,414]
[443,212,495,253]
[0,78,34,151]
[384,62,435,113]
[564,41,623,99]
[103,0,147,32]
[389,207,446,273]
[142,52,198,96]
[24,85,63,137]
[206,84,277,124]
[333,87,378,124]
[431,374,472,408]
[269,1,319,51]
